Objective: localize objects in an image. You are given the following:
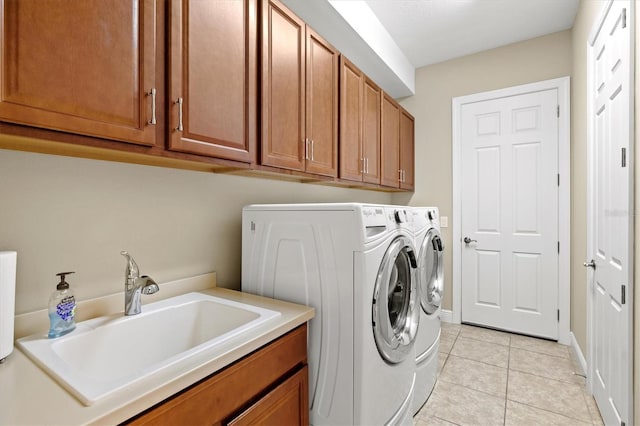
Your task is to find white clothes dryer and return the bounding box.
[242,203,419,425]
[411,207,444,414]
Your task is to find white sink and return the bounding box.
[17,292,281,405]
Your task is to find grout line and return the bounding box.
[503,336,511,426]
[508,399,595,425]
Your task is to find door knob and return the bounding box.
[583,260,596,269]
[463,237,477,244]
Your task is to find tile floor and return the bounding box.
[413,323,604,426]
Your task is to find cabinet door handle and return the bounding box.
[361,157,365,174]
[366,157,369,174]
[147,88,157,125]
[304,138,310,160]
[398,169,402,182]
[175,97,183,132]
[310,139,314,161]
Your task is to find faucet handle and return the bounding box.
[120,251,139,278]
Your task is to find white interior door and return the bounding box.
[587,1,634,424]
[460,89,559,339]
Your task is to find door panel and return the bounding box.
[168,0,256,162]
[461,89,558,339]
[380,94,400,187]
[0,0,156,146]
[261,0,305,171]
[305,29,338,177]
[339,57,364,182]
[587,2,633,424]
[362,78,381,184]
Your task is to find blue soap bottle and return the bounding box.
[48,271,77,338]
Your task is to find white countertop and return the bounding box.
[0,286,314,425]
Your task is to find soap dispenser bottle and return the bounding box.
[48,271,76,338]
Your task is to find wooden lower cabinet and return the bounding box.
[126,324,308,426]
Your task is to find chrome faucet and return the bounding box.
[121,251,159,315]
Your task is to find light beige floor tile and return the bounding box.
[440,322,461,337]
[510,334,570,359]
[424,380,505,425]
[438,355,507,397]
[582,391,604,426]
[439,332,456,354]
[460,324,510,346]
[505,400,591,426]
[509,347,584,385]
[414,413,457,426]
[508,370,591,422]
[437,351,448,377]
[450,335,509,368]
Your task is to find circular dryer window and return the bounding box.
[418,229,444,315]
[372,235,420,364]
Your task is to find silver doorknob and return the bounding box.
[463,237,477,244]
[583,260,596,269]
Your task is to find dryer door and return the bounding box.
[372,235,419,364]
[418,228,444,315]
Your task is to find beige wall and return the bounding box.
[394,30,572,313]
[0,148,391,314]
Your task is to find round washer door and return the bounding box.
[418,228,444,315]
[372,235,420,364]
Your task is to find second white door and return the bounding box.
[460,89,559,339]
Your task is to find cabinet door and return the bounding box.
[363,77,382,184]
[381,93,400,188]
[400,109,415,191]
[339,57,364,182]
[227,366,309,426]
[0,0,157,146]
[305,29,338,177]
[261,0,305,171]
[168,0,257,163]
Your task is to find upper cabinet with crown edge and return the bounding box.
[261,0,339,177]
[167,0,257,163]
[0,0,158,147]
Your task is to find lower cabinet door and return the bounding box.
[227,366,309,426]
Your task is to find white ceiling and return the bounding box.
[281,0,581,98]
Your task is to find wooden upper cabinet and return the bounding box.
[399,109,415,191]
[362,77,382,184]
[305,28,338,177]
[381,93,400,187]
[261,0,305,171]
[0,0,157,146]
[339,56,364,182]
[168,0,257,163]
[262,0,338,177]
[340,57,381,184]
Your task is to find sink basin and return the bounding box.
[17,292,281,405]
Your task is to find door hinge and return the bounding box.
[622,284,626,304]
[622,147,627,167]
[557,309,560,322]
[622,8,627,29]
[557,105,560,117]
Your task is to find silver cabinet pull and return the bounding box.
[398,169,402,182]
[147,88,157,125]
[175,98,183,131]
[361,157,365,174]
[583,260,596,269]
[310,139,314,161]
[304,138,310,160]
[365,157,369,174]
[463,237,477,244]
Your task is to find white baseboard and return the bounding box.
[571,332,588,377]
[440,309,455,324]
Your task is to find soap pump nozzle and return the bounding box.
[56,271,75,290]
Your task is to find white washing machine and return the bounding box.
[411,207,444,414]
[242,203,419,425]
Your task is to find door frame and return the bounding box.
[451,77,571,345]
[586,0,634,415]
